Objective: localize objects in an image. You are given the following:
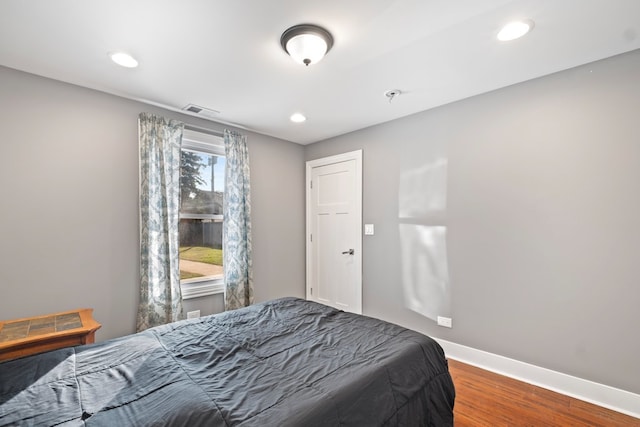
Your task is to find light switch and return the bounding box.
[364,224,374,235]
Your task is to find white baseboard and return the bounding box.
[435,338,640,420]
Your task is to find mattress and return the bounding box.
[0,297,455,426]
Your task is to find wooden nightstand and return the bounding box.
[0,308,101,362]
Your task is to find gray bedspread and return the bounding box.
[0,297,454,426]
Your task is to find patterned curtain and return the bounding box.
[223,129,254,310]
[137,113,184,331]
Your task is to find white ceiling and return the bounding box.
[1,1,639,144]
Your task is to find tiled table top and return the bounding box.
[0,312,83,342]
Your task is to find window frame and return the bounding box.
[179,129,225,299]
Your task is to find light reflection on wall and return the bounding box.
[398,158,451,322]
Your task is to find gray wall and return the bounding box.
[305,49,640,395]
[0,65,306,341]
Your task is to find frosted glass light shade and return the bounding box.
[286,34,328,66]
[281,24,333,66]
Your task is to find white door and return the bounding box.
[306,150,362,314]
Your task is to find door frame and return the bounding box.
[305,150,363,313]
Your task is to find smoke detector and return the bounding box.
[384,89,401,103]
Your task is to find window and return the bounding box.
[179,129,225,298]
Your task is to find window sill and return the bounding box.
[181,279,224,300]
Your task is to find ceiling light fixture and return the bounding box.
[290,113,307,123]
[109,51,138,68]
[280,24,333,66]
[497,19,534,41]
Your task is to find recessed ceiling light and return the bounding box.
[497,20,534,41]
[290,113,306,123]
[109,51,138,68]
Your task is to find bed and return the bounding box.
[0,297,455,426]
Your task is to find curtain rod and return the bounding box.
[184,123,224,138]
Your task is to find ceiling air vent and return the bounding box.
[182,104,220,119]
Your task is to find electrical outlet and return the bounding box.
[437,316,452,328]
[187,310,201,319]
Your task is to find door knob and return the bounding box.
[342,249,355,255]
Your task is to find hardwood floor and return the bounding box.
[448,359,640,426]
